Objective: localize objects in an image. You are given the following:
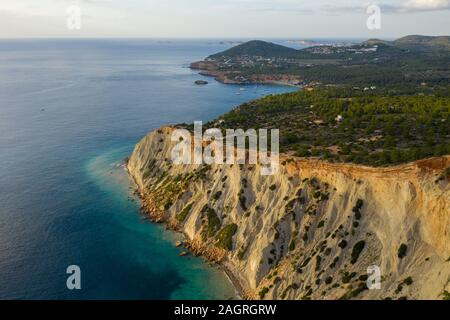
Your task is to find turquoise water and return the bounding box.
[0,39,296,299]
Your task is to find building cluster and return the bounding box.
[308,45,379,55]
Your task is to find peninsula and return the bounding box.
[129,36,450,300]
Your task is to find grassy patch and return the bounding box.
[215,223,238,250]
[176,202,194,222]
[203,206,221,237]
[442,290,450,300]
[259,287,269,299]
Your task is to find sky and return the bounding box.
[0,0,449,39]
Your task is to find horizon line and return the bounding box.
[1,34,446,41]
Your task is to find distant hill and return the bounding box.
[208,40,300,59]
[361,38,393,46]
[394,35,450,45]
[209,35,450,61]
[394,35,450,50]
[194,35,449,87]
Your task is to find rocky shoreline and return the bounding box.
[190,61,302,87]
[126,163,249,299]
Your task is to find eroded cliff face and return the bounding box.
[127,126,450,300]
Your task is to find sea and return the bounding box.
[0,39,298,299]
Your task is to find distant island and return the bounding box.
[191,35,450,89]
[194,80,208,85]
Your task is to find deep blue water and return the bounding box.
[0,39,296,299]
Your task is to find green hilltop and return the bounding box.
[209,40,300,59]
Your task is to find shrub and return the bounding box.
[442,290,450,300]
[313,190,322,199]
[359,274,368,281]
[164,201,173,210]
[352,199,364,220]
[176,202,194,222]
[338,240,348,249]
[239,195,247,211]
[403,277,413,286]
[317,220,325,228]
[350,240,366,264]
[289,240,296,251]
[237,245,248,260]
[355,199,364,210]
[143,168,152,180]
[339,282,367,300]
[206,207,221,237]
[315,255,322,271]
[215,223,238,250]
[212,191,222,201]
[398,244,408,259]
[302,233,308,242]
[269,184,277,191]
[259,287,269,299]
[436,167,450,183]
[325,276,333,285]
[342,271,357,284]
[300,257,311,268]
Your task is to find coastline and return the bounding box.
[190,62,303,87]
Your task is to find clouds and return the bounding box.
[378,0,450,13]
[216,0,450,14]
[0,0,448,38]
[402,0,450,12]
[324,0,450,14]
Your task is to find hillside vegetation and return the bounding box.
[206,88,450,166]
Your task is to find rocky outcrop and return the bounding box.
[127,126,450,300]
[190,61,302,86]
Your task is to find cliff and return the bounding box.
[127,126,450,300]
